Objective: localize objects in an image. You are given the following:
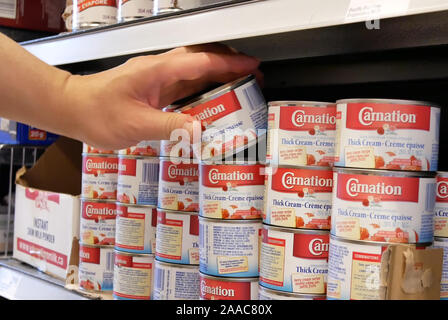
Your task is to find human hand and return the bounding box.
[63,44,261,150]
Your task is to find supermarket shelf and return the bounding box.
[0,258,88,300]
[21,0,448,66]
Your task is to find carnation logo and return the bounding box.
[86,159,118,171]
[200,280,235,297]
[437,180,448,199]
[308,238,329,256]
[208,168,254,184]
[80,250,90,260]
[346,178,402,197]
[281,172,333,190]
[167,164,198,179]
[194,104,225,121]
[292,109,336,127]
[358,106,417,126]
[85,204,116,218]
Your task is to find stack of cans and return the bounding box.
[113,141,161,300]
[79,144,119,294]
[153,141,201,300]
[434,172,448,300]
[259,101,334,300]
[327,99,441,300]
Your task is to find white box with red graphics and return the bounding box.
[13,137,82,282]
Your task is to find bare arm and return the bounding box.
[0,33,261,150]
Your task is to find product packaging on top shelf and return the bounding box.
[0,119,59,145]
[13,137,82,283]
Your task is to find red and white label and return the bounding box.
[279,106,336,131]
[17,238,67,269]
[80,200,116,246]
[332,170,435,243]
[78,0,117,12]
[200,276,258,300]
[200,164,265,219]
[292,233,329,259]
[79,244,114,292]
[264,167,333,230]
[75,0,117,28]
[81,155,118,200]
[435,174,448,237]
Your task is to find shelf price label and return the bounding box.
[345,0,410,22]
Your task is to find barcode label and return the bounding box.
[0,0,16,19]
[106,252,114,272]
[142,163,159,184]
[155,267,165,292]
[426,183,436,212]
[242,83,265,112]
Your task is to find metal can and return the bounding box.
[117,155,159,205]
[156,209,199,265]
[73,0,117,31]
[199,217,261,278]
[113,251,154,300]
[82,143,117,155]
[199,162,265,219]
[332,167,436,244]
[80,199,117,246]
[160,139,194,159]
[327,235,430,300]
[118,0,153,22]
[115,203,157,254]
[158,158,199,212]
[267,101,336,167]
[175,75,268,161]
[153,0,182,15]
[259,225,329,295]
[82,153,118,200]
[79,243,114,292]
[153,260,200,300]
[264,165,333,229]
[199,273,258,300]
[258,285,326,300]
[119,140,160,157]
[435,172,448,237]
[334,99,440,171]
[433,237,448,300]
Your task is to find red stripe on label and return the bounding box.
[17,238,68,269]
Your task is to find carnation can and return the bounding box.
[334,99,440,171]
[115,203,157,254]
[199,273,258,300]
[259,225,329,294]
[258,285,326,300]
[117,155,159,205]
[199,217,261,278]
[83,143,117,155]
[199,162,265,219]
[118,0,153,22]
[158,158,199,212]
[263,166,333,229]
[175,75,268,160]
[327,235,430,300]
[433,237,448,300]
[331,167,436,244]
[82,153,118,200]
[80,199,117,246]
[153,260,200,300]
[113,251,154,300]
[267,101,336,167]
[119,140,160,157]
[435,172,448,237]
[156,209,199,265]
[73,0,117,31]
[79,243,114,292]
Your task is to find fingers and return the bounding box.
[162,43,239,56]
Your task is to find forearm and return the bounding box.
[0,33,77,137]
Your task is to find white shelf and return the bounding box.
[0,258,88,300]
[21,0,448,66]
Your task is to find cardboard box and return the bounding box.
[13,137,82,283]
[0,0,66,33]
[0,118,59,145]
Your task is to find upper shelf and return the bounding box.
[21,0,448,66]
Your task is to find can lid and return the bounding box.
[434,237,448,243]
[199,272,258,283]
[263,223,330,236]
[268,101,334,107]
[330,234,432,247]
[336,98,441,109]
[79,241,115,249]
[82,153,118,158]
[156,207,199,216]
[115,202,157,209]
[198,216,262,224]
[265,165,332,172]
[118,154,160,161]
[436,171,448,178]
[174,75,256,112]
[158,156,198,164]
[81,197,118,204]
[113,249,155,259]
[155,259,199,270]
[333,166,436,178]
[258,284,326,299]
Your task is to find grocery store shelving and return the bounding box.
[21,0,448,67]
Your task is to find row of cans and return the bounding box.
[72,0,182,31]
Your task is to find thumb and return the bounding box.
[139,108,196,141]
